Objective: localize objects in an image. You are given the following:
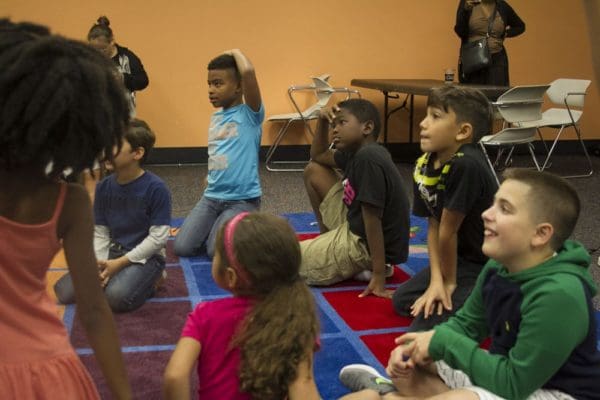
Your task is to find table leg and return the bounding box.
[383,91,389,145]
[409,94,414,143]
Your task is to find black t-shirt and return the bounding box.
[334,143,410,264]
[413,143,496,264]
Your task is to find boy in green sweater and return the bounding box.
[339,169,600,400]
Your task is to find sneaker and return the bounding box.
[339,364,396,394]
[352,264,395,282]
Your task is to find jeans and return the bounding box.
[392,257,482,332]
[54,246,165,313]
[173,195,261,258]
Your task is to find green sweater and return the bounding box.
[429,240,600,399]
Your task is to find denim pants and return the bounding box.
[173,195,260,258]
[54,245,165,313]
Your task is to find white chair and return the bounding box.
[480,85,550,184]
[520,78,593,178]
[265,75,360,172]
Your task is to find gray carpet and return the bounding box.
[147,153,600,308]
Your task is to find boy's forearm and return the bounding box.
[437,230,458,285]
[229,49,261,112]
[362,204,385,275]
[436,209,465,285]
[310,118,331,160]
[427,218,444,283]
[126,225,170,264]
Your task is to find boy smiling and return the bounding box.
[340,169,600,399]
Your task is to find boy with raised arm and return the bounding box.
[174,49,264,259]
[301,99,410,298]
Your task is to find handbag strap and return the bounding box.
[486,3,498,38]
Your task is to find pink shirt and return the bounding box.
[182,296,253,400]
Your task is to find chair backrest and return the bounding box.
[494,85,550,124]
[546,78,591,108]
[311,74,333,107]
[496,84,550,103]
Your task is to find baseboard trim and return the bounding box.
[146,140,600,166]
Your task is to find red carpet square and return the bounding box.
[361,332,407,366]
[154,266,188,298]
[297,232,319,241]
[330,266,411,288]
[165,240,179,264]
[80,350,198,400]
[322,290,412,331]
[71,301,191,348]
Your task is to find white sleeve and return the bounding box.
[94,225,111,260]
[125,225,170,264]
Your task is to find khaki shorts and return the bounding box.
[435,361,576,400]
[300,182,371,286]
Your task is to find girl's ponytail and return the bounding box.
[233,279,318,400]
[215,212,319,400]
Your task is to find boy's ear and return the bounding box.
[531,222,554,248]
[362,120,375,137]
[456,122,474,142]
[133,146,145,161]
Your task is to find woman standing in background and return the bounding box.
[88,16,149,116]
[455,0,525,86]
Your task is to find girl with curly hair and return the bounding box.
[163,212,321,400]
[0,19,131,399]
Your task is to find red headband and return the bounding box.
[224,212,251,286]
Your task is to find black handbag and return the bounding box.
[460,4,498,75]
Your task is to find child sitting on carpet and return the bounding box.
[54,118,172,313]
[338,169,600,400]
[163,212,321,400]
[173,49,264,259]
[0,19,131,399]
[301,99,410,298]
[392,86,497,331]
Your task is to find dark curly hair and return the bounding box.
[214,213,319,400]
[337,98,382,139]
[207,53,241,82]
[0,19,130,178]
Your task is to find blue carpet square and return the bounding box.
[283,212,319,233]
[190,261,229,296]
[314,337,365,399]
[402,253,430,276]
[317,301,340,335]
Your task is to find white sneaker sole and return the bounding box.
[339,363,383,380]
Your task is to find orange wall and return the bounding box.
[3,1,598,147]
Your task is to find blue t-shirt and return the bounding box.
[94,171,172,250]
[204,103,265,200]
